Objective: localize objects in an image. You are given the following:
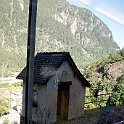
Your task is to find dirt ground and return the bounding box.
[55,108,100,124]
[55,106,124,124]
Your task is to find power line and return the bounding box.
[77,0,124,27]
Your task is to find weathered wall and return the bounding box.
[21,81,26,117]
[68,78,85,119]
[46,78,58,123]
[33,84,47,123]
[58,61,86,119]
[21,82,47,124]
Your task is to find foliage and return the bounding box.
[107,52,123,63]
[0,97,11,116]
[110,74,124,106]
[0,82,22,89]
[84,51,124,80]
[0,48,25,77]
[84,51,124,109]
[0,82,22,118]
[0,83,10,88]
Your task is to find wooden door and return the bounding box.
[57,84,70,120]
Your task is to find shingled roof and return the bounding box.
[16,52,90,87]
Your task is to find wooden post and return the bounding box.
[25,0,38,123]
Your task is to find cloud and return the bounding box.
[95,4,124,26]
[78,0,91,5]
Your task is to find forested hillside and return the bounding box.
[0,0,119,77]
[84,50,124,107]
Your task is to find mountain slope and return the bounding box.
[0,0,119,76]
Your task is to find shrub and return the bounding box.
[0,97,11,116]
[110,75,124,106]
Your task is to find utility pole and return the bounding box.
[25,0,38,124]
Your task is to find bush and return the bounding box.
[0,83,10,88]
[0,97,11,116]
[0,82,22,89]
[110,75,124,106]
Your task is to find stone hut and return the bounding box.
[17,52,90,124]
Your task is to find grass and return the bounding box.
[0,82,22,91]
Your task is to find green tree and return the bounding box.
[110,74,124,105]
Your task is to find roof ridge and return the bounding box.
[37,52,70,55]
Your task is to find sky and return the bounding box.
[66,0,124,49]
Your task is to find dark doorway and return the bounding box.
[57,81,72,120]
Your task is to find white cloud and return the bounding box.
[95,4,124,26]
[78,0,91,5]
